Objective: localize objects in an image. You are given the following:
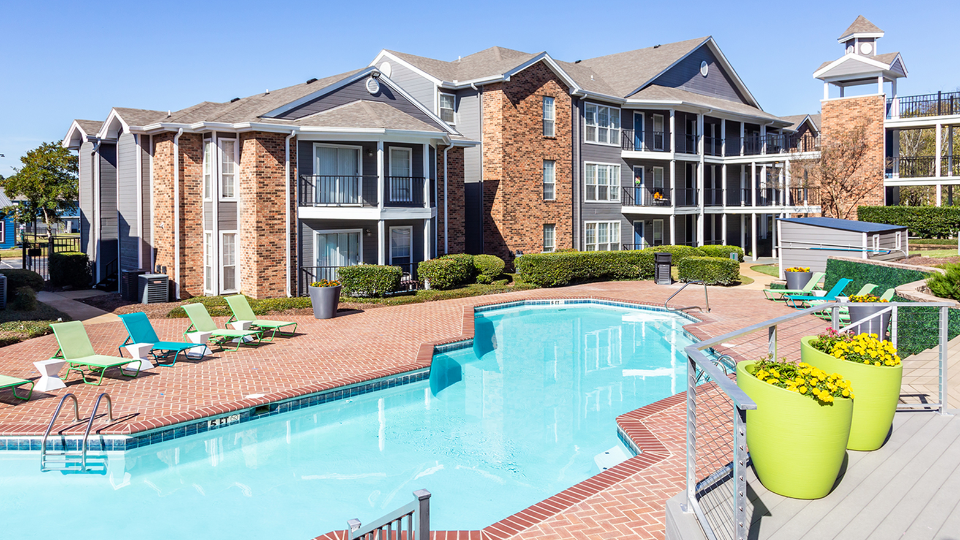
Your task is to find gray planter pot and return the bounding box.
[309,285,342,319]
[848,303,892,339]
[784,271,813,290]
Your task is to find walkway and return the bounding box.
[36,289,118,324]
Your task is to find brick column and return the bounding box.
[820,95,886,216]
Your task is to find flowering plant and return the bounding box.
[809,328,900,367]
[653,191,663,200]
[311,279,341,287]
[784,266,811,272]
[848,294,888,303]
[751,356,854,403]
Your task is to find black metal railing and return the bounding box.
[787,133,821,153]
[298,175,378,207]
[702,188,724,207]
[676,188,698,207]
[893,156,938,178]
[737,188,754,206]
[299,263,418,296]
[386,177,426,207]
[620,129,670,152]
[755,187,782,206]
[622,186,672,207]
[703,136,723,157]
[887,91,960,119]
[20,234,85,282]
[944,156,960,177]
[676,133,700,155]
[787,187,820,206]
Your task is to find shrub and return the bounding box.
[0,269,44,292]
[338,265,402,297]
[516,250,651,287]
[10,286,38,311]
[473,254,505,281]
[442,254,476,281]
[677,256,740,285]
[927,264,960,301]
[823,258,932,297]
[857,206,957,238]
[49,251,91,288]
[698,245,744,262]
[644,245,705,263]
[418,259,465,290]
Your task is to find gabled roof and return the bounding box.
[574,37,708,98]
[293,100,444,132]
[814,51,906,81]
[62,119,102,149]
[629,85,784,123]
[779,217,904,233]
[113,107,167,126]
[838,16,884,42]
[382,46,538,84]
[75,119,103,135]
[0,189,13,209]
[780,114,821,133]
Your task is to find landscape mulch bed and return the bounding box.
[77,293,376,318]
[899,255,960,268]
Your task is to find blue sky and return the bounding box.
[1,0,958,177]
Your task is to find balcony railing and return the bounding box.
[787,133,821,153]
[299,175,378,207]
[703,136,723,157]
[786,187,819,206]
[622,186,672,207]
[676,134,700,155]
[676,188,698,207]
[386,176,426,207]
[620,129,670,152]
[702,188,724,207]
[887,90,960,119]
[888,156,960,178]
[298,263,417,296]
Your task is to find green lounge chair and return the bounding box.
[808,283,878,309]
[762,272,825,301]
[50,321,140,386]
[0,374,33,401]
[118,312,205,366]
[814,287,896,322]
[225,295,298,341]
[182,303,262,352]
[785,278,852,309]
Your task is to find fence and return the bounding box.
[888,91,960,119]
[682,301,951,540]
[298,263,417,296]
[21,234,83,281]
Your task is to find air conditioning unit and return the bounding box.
[138,274,170,304]
[121,269,146,301]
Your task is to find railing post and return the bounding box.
[832,306,840,331]
[891,305,898,349]
[939,306,949,414]
[734,405,748,540]
[414,489,431,540]
[768,325,776,359]
[685,355,697,513]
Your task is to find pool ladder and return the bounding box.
[696,354,737,384]
[40,392,115,473]
[664,280,710,313]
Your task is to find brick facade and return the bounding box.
[820,95,886,216]
[437,145,466,254]
[482,62,573,262]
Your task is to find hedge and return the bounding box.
[419,259,466,290]
[473,254,505,284]
[823,258,933,298]
[857,206,960,238]
[677,256,740,285]
[0,269,44,292]
[338,265,402,297]
[515,250,652,287]
[698,245,744,263]
[927,264,960,301]
[50,251,91,288]
[895,298,960,357]
[10,286,38,311]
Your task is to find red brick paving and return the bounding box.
[0,281,826,539]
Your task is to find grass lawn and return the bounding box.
[751,264,780,278]
[909,238,958,246]
[0,248,20,260]
[909,249,958,258]
[0,303,72,347]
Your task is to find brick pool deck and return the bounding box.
[0,281,826,539]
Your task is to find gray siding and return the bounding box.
[458,88,482,185]
[117,133,140,271]
[141,136,152,268]
[779,222,866,273]
[277,78,445,132]
[299,219,379,269]
[581,113,625,229]
[385,61,435,111]
[98,143,118,269]
[79,141,94,258]
[656,46,750,105]
[824,58,881,78]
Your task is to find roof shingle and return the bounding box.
[293,100,443,132]
[838,16,883,41]
[629,85,782,122]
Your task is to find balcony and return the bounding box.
[620,129,670,152]
[676,134,699,155]
[887,90,960,119]
[298,175,428,208]
[702,188,724,207]
[703,137,723,157]
[621,186,673,207]
[729,187,820,207]
[887,156,960,179]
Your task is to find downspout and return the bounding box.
[284,130,296,297]
[443,144,450,254]
[173,128,184,299]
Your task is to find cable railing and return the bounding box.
[703,136,723,157]
[702,188,724,207]
[677,133,700,155]
[682,301,951,540]
[676,188,698,207]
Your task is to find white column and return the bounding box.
[877,75,884,95]
[761,164,767,204]
[697,114,705,247]
[937,185,943,207]
[669,110,676,152]
[422,143,430,209]
[751,162,757,207]
[720,119,726,157]
[824,82,830,101]
[740,214,745,249]
[669,159,676,203]
[893,129,901,178]
[892,79,899,118]
[778,166,785,206]
[377,140,385,209]
[772,212,778,258]
[377,220,385,264]
[785,159,792,205]
[950,126,955,177]
[751,212,758,261]
[670,214,676,245]
[739,122,745,157]
[721,163,728,207]
[721,214,727,245]
[423,219,431,261]
[936,123,943,178]
[760,124,767,155]
[740,165,745,207]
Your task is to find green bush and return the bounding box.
[338,265,402,297]
[473,254,505,281]
[698,245,744,263]
[419,258,465,290]
[0,269,44,292]
[857,206,957,238]
[644,245,705,263]
[49,251,91,288]
[677,256,741,285]
[927,264,960,301]
[442,254,476,282]
[823,258,932,298]
[10,286,38,311]
[516,250,652,287]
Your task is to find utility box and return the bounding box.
[654,252,672,285]
[121,269,146,301]
[138,274,170,304]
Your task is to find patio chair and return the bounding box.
[762,272,825,301]
[50,321,140,386]
[785,278,852,309]
[0,375,33,401]
[225,295,297,342]
[117,312,205,366]
[182,303,262,352]
[808,283,878,308]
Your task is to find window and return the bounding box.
[896,231,902,250]
[219,139,237,199]
[203,232,213,293]
[316,230,362,281]
[653,114,665,151]
[653,219,664,245]
[390,226,413,267]
[439,93,456,125]
[585,103,620,144]
[585,163,620,202]
[872,234,880,252]
[543,224,555,252]
[585,221,620,251]
[203,140,214,200]
[315,144,361,205]
[221,232,238,292]
[543,96,555,137]
[389,147,413,203]
[543,160,556,200]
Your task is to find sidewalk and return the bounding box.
[36,289,119,324]
[739,262,779,291]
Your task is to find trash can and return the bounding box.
[654,252,672,285]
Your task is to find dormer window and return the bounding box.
[439,93,456,125]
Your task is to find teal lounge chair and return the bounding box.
[762,272,825,301]
[118,312,205,366]
[0,375,33,401]
[225,295,298,341]
[808,283,878,309]
[50,321,140,386]
[785,278,852,309]
[814,287,895,322]
[182,303,262,352]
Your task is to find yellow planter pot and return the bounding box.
[800,336,902,451]
[737,361,853,499]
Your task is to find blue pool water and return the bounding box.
[0,304,693,539]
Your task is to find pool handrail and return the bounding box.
[348,489,431,540]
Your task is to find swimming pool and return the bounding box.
[0,302,695,539]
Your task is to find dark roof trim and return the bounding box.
[779,217,906,233]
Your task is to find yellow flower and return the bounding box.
[799,386,807,394]
[842,389,850,397]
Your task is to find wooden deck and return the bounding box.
[744,411,960,539]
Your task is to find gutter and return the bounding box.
[173,128,184,299]
[284,130,297,297]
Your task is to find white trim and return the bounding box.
[136,134,143,269]
[652,114,665,151]
[584,220,621,251]
[584,161,621,203]
[369,50,444,86]
[388,225,413,265]
[543,159,556,201]
[149,134,155,272]
[584,102,621,146]
[653,219,664,244]
[202,138,215,201]
[220,230,240,294]
[813,54,899,79]
[263,68,379,118]
[388,146,412,177]
[438,92,456,126]
[217,138,239,201]
[543,96,556,137]
[62,120,94,149]
[542,223,556,253]
[838,31,884,43]
[96,108,130,139]
[377,76,460,134]
[313,228,364,268]
[203,231,214,294]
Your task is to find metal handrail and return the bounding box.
[349,489,430,540]
[665,280,710,313]
[40,393,81,469]
[81,393,116,470]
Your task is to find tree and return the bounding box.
[795,121,874,220]
[0,142,78,238]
